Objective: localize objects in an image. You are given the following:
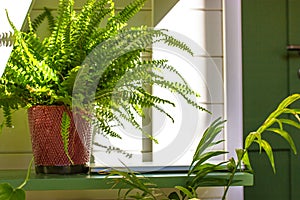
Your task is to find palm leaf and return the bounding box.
[191,117,226,167]
[267,127,297,154]
[254,139,275,173]
[279,118,300,129]
[107,169,162,200]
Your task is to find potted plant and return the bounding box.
[0,0,206,174]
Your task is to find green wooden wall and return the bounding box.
[242,0,300,199]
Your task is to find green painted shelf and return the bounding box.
[0,170,253,191]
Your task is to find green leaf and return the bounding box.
[255,139,275,173]
[0,183,12,200]
[192,118,226,166]
[7,189,25,200]
[275,118,283,130]
[0,183,25,200]
[279,118,300,129]
[168,192,180,200]
[175,186,195,199]
[190,161,229,188]
[189,151,227,175]
[235,149,244,161]
[277,94,300,109]
[267,128,297,155]
[60,111,73,165]
[282,108,300,115]
[107,169,160,199]
[244,132,257,149]
[226,157,236,171]
[242,151,252,171]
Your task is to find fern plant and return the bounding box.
[0,0,207,140]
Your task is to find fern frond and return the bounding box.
[3,106,13,128]
[152,104,174,123]
[0,32,14,47]
[60,111,74,165]
[46,0,75,73]
[73,0,111,53]
[29,7,53,32]
[8,31,58,86]
[22,32,47,60]
[107,0,147,31]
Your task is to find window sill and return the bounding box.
[0,170,253,191]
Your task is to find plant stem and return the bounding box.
[66,153,74,165]
[222,151,245,200]
[18,157,34,189]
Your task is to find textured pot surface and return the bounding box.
[28,105,91,173]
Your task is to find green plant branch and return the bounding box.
[222,93,300,200]
[221,155,244,200]
[17,157,34,189]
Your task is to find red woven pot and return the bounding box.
[28,105,91,174]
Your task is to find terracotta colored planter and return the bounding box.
[28,105,91,174]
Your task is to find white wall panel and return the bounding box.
[0,110,31,152]
[155,2,222,57]
[0,154,33,169]
[188,0,222,10]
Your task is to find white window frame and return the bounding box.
[223,0,243,160]
[223,0,243,199]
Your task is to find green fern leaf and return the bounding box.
[3,106,13,128]
[0,31,14,47]
[60,111,74,165]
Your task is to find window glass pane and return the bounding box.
[90,0,226,171]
